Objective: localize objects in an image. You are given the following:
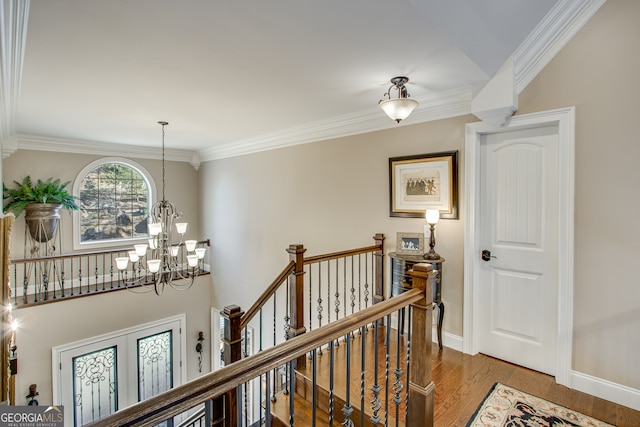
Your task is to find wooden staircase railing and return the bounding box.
[86,262,435,427]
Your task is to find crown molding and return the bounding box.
[198,86,473,161]
[14,134,199,166]
[513,0,607,94]
[0,0,30,146]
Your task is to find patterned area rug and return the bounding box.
[466,383,615,427]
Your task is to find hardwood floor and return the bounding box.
[267,327,639,426]
[433,346,640,426]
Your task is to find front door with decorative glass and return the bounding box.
[53,316,184,426]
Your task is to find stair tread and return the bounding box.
[295,326,408,423]
[269,391,331,427]
[268,327,412,426]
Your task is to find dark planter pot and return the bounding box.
[24,203,63,243]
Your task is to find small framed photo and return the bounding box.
[396,232,424,255]
[389,150,459,219]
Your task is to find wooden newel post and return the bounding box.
[286,244,307,367]
[407,263,435,427]
[221,304,244,427]
[373,233,385,305]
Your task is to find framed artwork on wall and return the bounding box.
[396,232,424,255]
[389,150,458,219]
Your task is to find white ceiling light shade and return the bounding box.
[379,76,419,123]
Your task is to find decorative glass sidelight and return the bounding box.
[137,330,173,400]
[72,346,118,426]
[138,330,173,427]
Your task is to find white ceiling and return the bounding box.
[13,0,569,160]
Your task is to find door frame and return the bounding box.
[463,107,575,386]
[52,314,187,411]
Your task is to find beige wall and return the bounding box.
[201,0,640,393]
[517,0,640,389]
[2,149,212,405]
[200,116,468,337]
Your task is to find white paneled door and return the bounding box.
[477,125,559,376]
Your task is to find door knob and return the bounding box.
[481,250,497,261]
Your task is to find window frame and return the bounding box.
[72,157,157,251]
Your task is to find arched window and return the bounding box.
[73,158,155,249]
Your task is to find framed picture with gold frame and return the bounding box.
[389,151,458,219]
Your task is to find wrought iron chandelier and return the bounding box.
[115,121,205,295]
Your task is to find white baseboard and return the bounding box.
[433,328,463,352]
[432,331,640,411]
[570,370,640,411]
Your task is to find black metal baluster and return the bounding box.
[312,348,317,427]
[43,269,49,301]
[308,265,314,359]
[358,254,362,313]
[350,257,356,316]
[317,264,323,355]
[370,319,381,425]
[95,255,99,292]
[360,325,366,427]
[341,331,354,427]
[78,259,83,295]
[259,309,264,424]
[70,257,74,296]
[393,310,404,427]
[329,340,335,427]
[271,293,278,402]
[102,253,106,291]
[33,261,39,302]
[384,314,391,426]
[327,260,331,326]
[22,269,28,304]
[288,359,295,427]
[284,277,291,342]
[244,328,249,427]
[405,305,412,423]
[334,259,340,346]
[364,253,370,311]
[265,369,272,426]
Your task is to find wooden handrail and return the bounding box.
[303,243,382,265]
[240,260,295,330]
[86,287,426,427]
[238,239,383,332]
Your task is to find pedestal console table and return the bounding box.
[389,252,445,349]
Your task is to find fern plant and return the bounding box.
[3,176,79,217]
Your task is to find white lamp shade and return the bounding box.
[185,240,197,252]
[426,209,440,225]
[175,222,188,234]
[134,244,148,257]
[148,222,162,236]
[187,254,199,267]
[379,97,419,122]
[147,259,161,273]
[115,257,129,270]
[148,238,158,250]
[195,247,206,259]
[171,245,180,257]
[128,251,140,263]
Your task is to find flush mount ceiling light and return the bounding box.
[379,76,419,123]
